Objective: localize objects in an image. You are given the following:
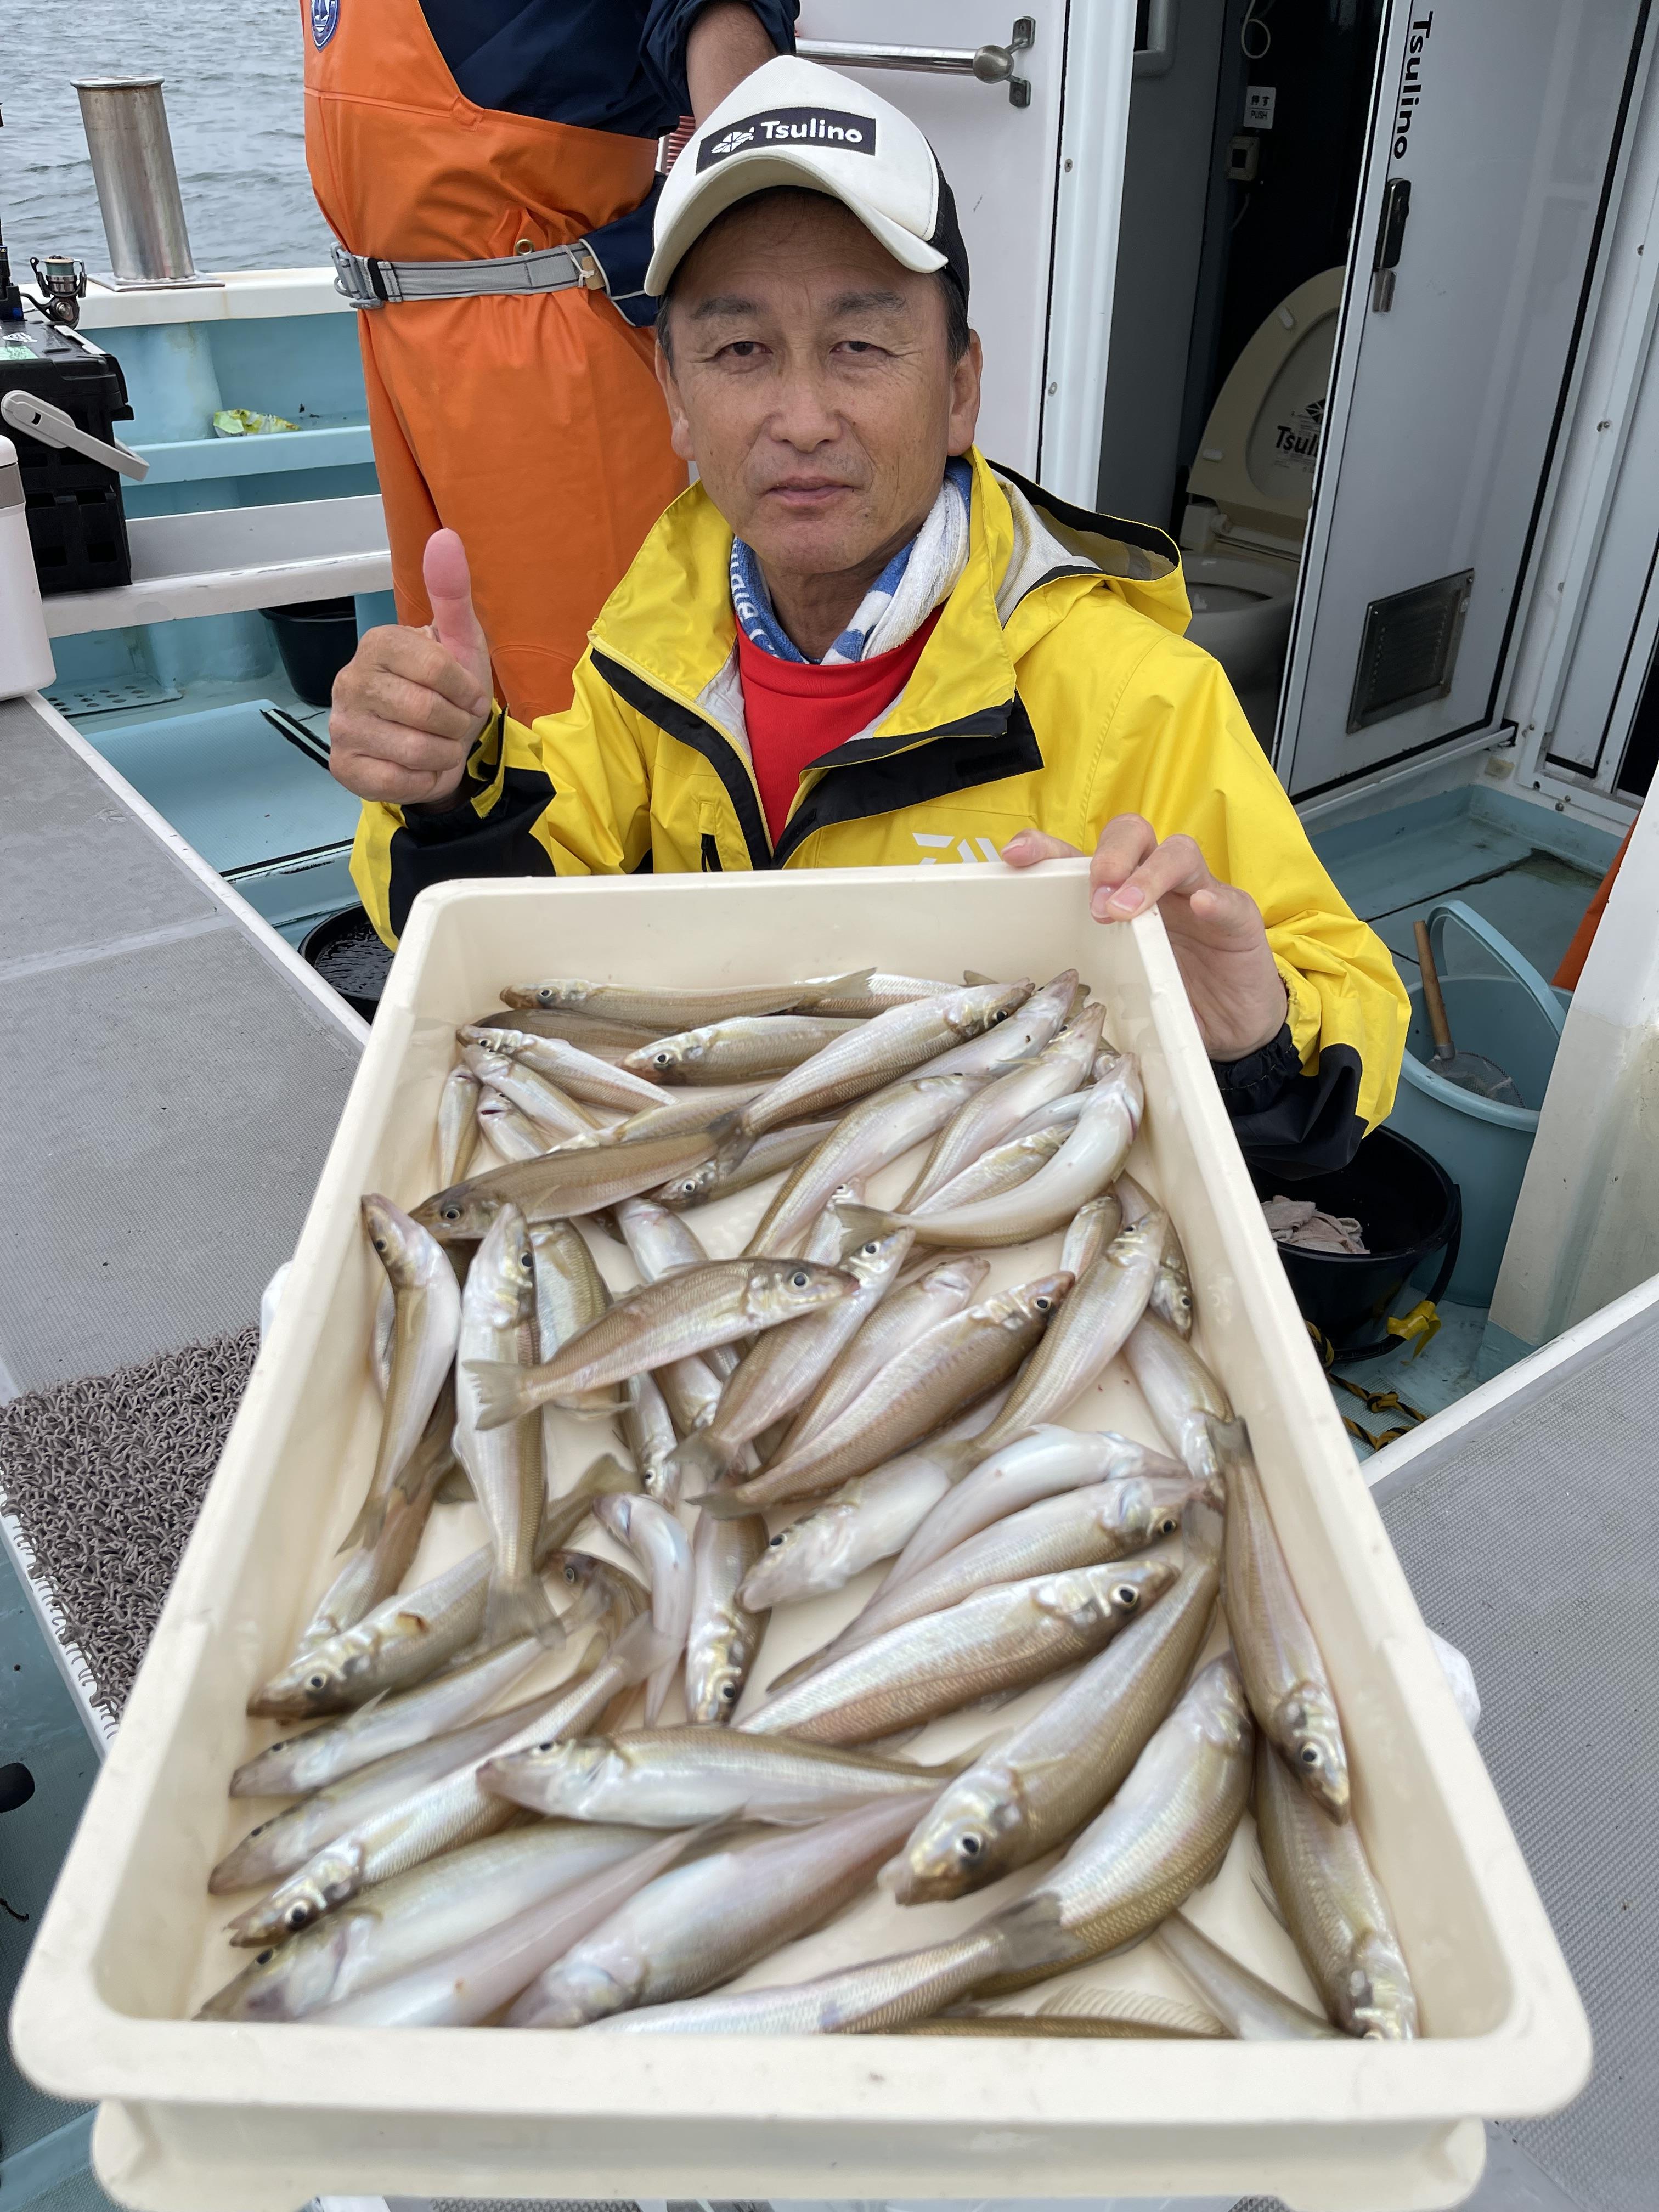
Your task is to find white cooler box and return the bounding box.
[10,863,1589,2212]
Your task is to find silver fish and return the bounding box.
[501,970,876,1027]
[601,1082,771,1145]
[296,1383,457,1652]
[594,1490,693,1725]
[1254,1732,1418,2039]
[230,1634,545,1800]
[775,1254,989,1455]
[414,1115,751,1240]
[476,1086,550,1163]
[737,1440,980,1613]
[1159,1911,1339,2040]
[881,1423,1186,1593]
[227,1615,668,1944]
[891,1497,1221,1903]
[454,1204,558,1646]
[685,1510,769,1722]
[1060,1189,1125,1277]
[469,1257,855,1427]
[198,1821,652,2022]
[1122,1310,1231,1480]
[901,1003,1104,1208]
[1215,1417,1350,1819]
[745,1073,985,1260]
[480,1725,959,1827]
[670,1217,910,1491]
[972,1210,1164,1454]
[648,1116,837,1209]
[901,1990,1226,2040]
[808,1472,1199,1677]
[463,1029,663,1113]
[507,1793,931,2028]
[332,1197,462,1563]
[209,1694,551,1895]
[838,1056,1142,1250]
[715,1274,1071,1513]
[1118,1172,1194,1335]
[622,1368,680,1502]
[912,1120,1071,1215]
[436,1063,482,1187]
[461,1045,597,1139]
[623,1013,864,1085]
[968,1654,1255,1997]
[910,969,1077,1081]
[739,1557,1173,1745]
[586,1929,1007,2035]
[470,1006,660,1055]
[529,1217,615,1425]
[797,970,957,1017]
[611,1198,737,1381]
[1004,1086,1091,1144]
[737,981,1032,1137]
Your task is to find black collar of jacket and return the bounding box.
[591,653,1043,872]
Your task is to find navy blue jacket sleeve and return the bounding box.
[642,0,798,112]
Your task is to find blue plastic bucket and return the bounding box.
[1384,900,1565,1305]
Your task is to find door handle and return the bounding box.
[1370,177,1412,312]
[799,17,1035,108]
[0,388,150,481]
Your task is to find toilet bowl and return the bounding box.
[1183,550,1296,691]
[1180,266,1344,693]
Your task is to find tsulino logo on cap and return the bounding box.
[696,108,879,172]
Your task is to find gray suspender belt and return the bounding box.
[330,238,608,309]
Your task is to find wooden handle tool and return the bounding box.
[1413,920,1456,1062]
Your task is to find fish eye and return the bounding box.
[957,1832,984,1859]
[563,1564,579,1582]
[537,1740,556,1752]
[255,1948,275,1965]
[372,1237,387,1253]
[990,1009,1007,1024]
[719,1680,740,1703]
[767,1533,785,1548]
[538,989,555,1005]
[1159,1515,1178,1535]
[1114,1584,1139,1608]
[306,1673,327,1691]
[1035,1295,1052,1311]
[653,1051,673,1068]
[284,1904,310,1929]
[1300,1744,1322,1768]
[442,1205,461,1222]
[790,1270,810,1288]
[861,1240,880,1256]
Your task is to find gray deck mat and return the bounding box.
[0,695,361,1395]
[0,1329,258,1719]
[1372,1303,1659,2212]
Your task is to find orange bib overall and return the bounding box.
[302,0,687,722]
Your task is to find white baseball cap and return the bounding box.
[645,54,970,303]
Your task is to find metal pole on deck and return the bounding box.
[72,77,206,286]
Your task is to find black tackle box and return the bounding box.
[0,313,134,594]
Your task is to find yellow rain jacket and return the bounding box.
[354,447,1407,1172]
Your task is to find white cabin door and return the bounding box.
[794,1,1135,499]
[1274,0,1650,804]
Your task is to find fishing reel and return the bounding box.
[29,254,88,329]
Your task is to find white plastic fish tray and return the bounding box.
[10,864,1587,2212]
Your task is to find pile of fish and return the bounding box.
[201,967,1418,2043]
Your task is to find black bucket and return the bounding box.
[263,596,359,709]
[1251,1128,1462,1361]
[300,905,392,1023]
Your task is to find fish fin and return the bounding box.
[693,1481,768,1521]
[483,1571,566,1651]
[802,964,878,1004]
[1182,1492,1225,1561]
[433,1462,474,1505]
[560,1390,630,1419]
[962,969,1000,987]
[763,1639,840,1695]
[608,1610,682,1688]
[667,1430,732,1497]
[832,1203,900,1245]
[919,1727,1015,1779]
[335,1491,388,1554]
[465,1359,536,1432]
[1206,1417,1253,1476]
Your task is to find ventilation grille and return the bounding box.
[1347,568,1473,732]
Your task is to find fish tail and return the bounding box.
[1183,1490,1226,1561]
[643,1655,679,1725]
[694,1480,770,1520]
[483,1570,565,1651]
[978,1888,1070,1987]
[465,1359,540,1432]
[667,1429,732,1497]
[336,1489,388,1554]
[833,1203,899,1245]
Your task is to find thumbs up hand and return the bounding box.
[328,529,496,808]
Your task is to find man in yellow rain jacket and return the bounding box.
[329,58,1407,1175]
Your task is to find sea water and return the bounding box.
[2,0,331,274]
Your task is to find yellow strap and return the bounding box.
[1384,1300,1441,1359]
